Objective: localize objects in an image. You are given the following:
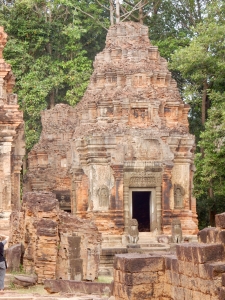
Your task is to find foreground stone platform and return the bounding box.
[44,279,113,296]
[0,292,114,300]
[113,212,225,300]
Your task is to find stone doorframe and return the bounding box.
[129,188,155,232]
[123,172,162,233]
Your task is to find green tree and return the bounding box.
[170,0,225,227]
[1,0,92,151]
[195,91,225,228]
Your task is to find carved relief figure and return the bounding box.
[128,219,139,244]
[98,185,109,208]
[174,184,185,208]
[171,219,182,243]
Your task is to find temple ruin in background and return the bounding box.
[0,27,25,234]
[24,22,198,247]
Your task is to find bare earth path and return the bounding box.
[1,274,112,300]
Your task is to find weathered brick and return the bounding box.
[198,228,208,243]
[219,286,225,300]
[171,257,179,273]
[195,277,215,294]
[219,231,225,244]
[198,227,219,244]
[192,243,224,264]
[163,283,172,297]
[205,261,225,279]
[164,270,172,284]
[124,271,159,285]
[164,255,176,270]
[171,272,180,286]
[208,227,219,243]
[114,253,164,273]
[183,287,193,300]
[192,290,204,299]
[153,282,164,298]
[176,243,194,262]
[128,283,154,300]
[198,264,208,279]
[178,260,199,277]
[216,213,225,229]
[179,274,189,288]
[173,286,184,300]
[222,273,225,286]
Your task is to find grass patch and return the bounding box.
[95,275,113,283]
[6,284,50,295]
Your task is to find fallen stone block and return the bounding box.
[205,261,225,279]
[198,227,218,244]
[219,230,225,244]
[176,243,224,263]
[13,274,37,287]
[114,253,164,273]
[193,243,224,264]
[216,213,225,229]
[6,243,22,272]
[44,279,113,296]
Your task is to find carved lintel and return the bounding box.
[129,176,157,188]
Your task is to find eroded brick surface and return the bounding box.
[0,27,25,233]
[9,192,102,283]
[113,237,225,300]
[24,22,198,240]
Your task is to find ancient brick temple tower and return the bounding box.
[25,22,198,245]
[0,27,25,232]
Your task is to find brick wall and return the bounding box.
[113,213,225,300]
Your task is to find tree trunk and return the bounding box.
[116,0,120,23]
[49,89,55,108]
[110,0,114,25]
[202,79,208,125]
[139,0,144,24]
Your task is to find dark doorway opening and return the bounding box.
[132,191,150,232]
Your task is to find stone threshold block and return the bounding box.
[176,243,224,264]
[44,279,113,296]
[114,253,165,273]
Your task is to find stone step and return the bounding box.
[138,232,157,244]
[0,296,103,300]
[0,297,34,300]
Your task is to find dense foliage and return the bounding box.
[170,0,225,228]
[1,0,225,227]
[0,0,96,151]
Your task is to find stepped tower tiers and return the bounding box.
[25,22,198,246]
[0,27,25,233]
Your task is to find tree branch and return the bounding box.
[123,0,135,7]
[121,0,147,22]
[96,0,110,11]
[74,6,108,31]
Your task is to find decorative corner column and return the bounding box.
[111,165,124,227]
[162,164,173,233]
[11,155,24,211]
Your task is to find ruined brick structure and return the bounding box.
[10,192,101,283]
[24,22,198,246]
[113,212,225,300]
[0,27,25,234]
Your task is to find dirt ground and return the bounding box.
[2,274,113,300]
